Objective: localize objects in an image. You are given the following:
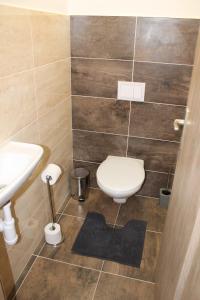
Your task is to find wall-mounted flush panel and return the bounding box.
[117,81,145,102]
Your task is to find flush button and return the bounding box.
[117,81,145,102]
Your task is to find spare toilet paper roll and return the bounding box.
[41,163,62,185]
[44,223,62,245]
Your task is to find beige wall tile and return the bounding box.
[38,99,72,151]
[34,59,71,118]
[31,11,69,66]
[0,5,33,77]
[0,5,72,289]
[0,71,37,144]
[7,201,49,281]
[12,120,40,145]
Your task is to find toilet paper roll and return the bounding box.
[44,223,62,245]
[41,164,62,185]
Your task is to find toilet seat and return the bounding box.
[97,156,145,199]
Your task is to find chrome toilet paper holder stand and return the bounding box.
[45,175,64,247]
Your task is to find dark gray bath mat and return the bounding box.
[72,212,147,267]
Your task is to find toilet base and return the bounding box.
[113,197,127,204]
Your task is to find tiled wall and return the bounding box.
[0,5,72,297]
[71,16,199,197]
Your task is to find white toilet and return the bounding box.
[96,156,145,204]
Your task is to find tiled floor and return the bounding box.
[14,188,167,300]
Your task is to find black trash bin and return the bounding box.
[71,168,90,201]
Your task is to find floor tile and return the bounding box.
[15,257,99,300]
[64,189,120,224]
[103,231,161,282]
[40,215,103,270]
[116,196,167,232]
[93,273,155,300]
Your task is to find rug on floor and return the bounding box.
[72,212,147,267]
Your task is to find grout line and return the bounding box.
[73,128,127,137]
[35,255,155,285]
[128,134,180,144]
[135,194,159,199]
[72,94,116,101]
[143,100,187,108]
[73,128,180,143]
[74,158,170,175]
[72,56,133,62]
[61,213,85,220]
[114,204,121,227]
[146,229,163,234]
[72,94,187,108]
[126,101,131,156]
[134,60,194,67]
[35,255,101,272]
[131,16,138,81]
[91,261,105,300]
[71,57,193,67]
[101,270,155,285]
[74,159,100,165]
[13,256,38,299]
[0,58,70,81]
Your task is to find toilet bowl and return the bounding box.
[96,156,145,204]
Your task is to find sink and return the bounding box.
[0,141,43,208]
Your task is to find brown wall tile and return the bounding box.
[74,160,99,188]
[138,171,168,198]
[71,16,136,59]
[134,62,192,105]
[135,17,199,64]
[72,96,130,134]
[71,58,132,98]
[130,102,185,141]
[128,137,179,172]
[73,130,127,163]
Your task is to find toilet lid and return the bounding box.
[97,156,145,192]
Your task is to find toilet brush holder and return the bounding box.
[41,164,64,247]
[160,188,171,208]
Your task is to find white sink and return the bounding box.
[0,141,43,208]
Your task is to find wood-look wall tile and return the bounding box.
[71,58,132,98]
[73,130,127,163]
[135,17,199,64]
[134,62,192,105]
[130,102,185,141]
[72,96,130,134]
[128,137,179,172]
[73,160,99,188]
[138,171,168,198]
[71,16,136,59]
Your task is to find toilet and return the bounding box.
[96,156,145,204]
